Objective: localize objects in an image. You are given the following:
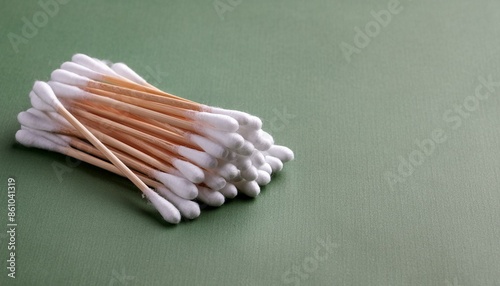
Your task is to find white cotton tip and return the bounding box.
[196,186,225,207]
[100,59,113,67]
[234,180,260,197]
[155,186,200,219]
[225,150,237,161]
[260,130,275,146]
[188,134,228,159]
[251,150,266,167]
[230,171,242,183]
[200,128,244,149]
[243,129,261,144]
[266,145,295,162]
[172,159,205,184]
[72,54,113,76]
[15,129,63,153]
[232,154,252,170]
[27,107,69,127]
[26,107,50,121]
[18,111,59,132]
[48,81,88,100]
[111,63,149,85]
[152,171,198,200]
[56,133,74,143]
[208,107,251,125]
[50,69,88,87]
[265,155,283,173]
[143,188,181,224]
[34,109,71,129]
[254,139,272,151]
[234,140,254,156]
[168,169,189,181]
[203,172,226,191]
[216,162,239,181]
[177,146,217,169]
[253,131,273,151]
[45,131,71,146]
[259,163,272,175]
[247,115,263,130]
[29,91,53,112]
[21,126,70,147]
[192,112,239,132]
[236,124,253,137]
[255,170,271,186]
[218,183,237,199]
[25,108,70,131]
[240,166,258,181]
[32,81,60,108]
[61,61,102,81]
[91,57,122,78]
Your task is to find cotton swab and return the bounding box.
[16,53,294,224]
[218,183,238,199]
[196,186,225,207]
[255,170,271,186]
[233,180,261,197]
[265,156,284,173]
[265,145,294,162]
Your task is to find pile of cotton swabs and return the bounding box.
[15,53,294,224]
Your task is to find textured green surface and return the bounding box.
[1,0,500,285]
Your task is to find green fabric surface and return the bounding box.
[1,0,500,285]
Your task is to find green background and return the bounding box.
[1,0,500,285]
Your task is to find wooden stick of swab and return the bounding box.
[51,69,240,132]
[32,81,181,223]
[49,80,198,132]
[82,127,177,174]
[71,107,218,169]
[74,108,178,153]
[84,86,192,120]
[73,100,197,149]
[72,100,229,159]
